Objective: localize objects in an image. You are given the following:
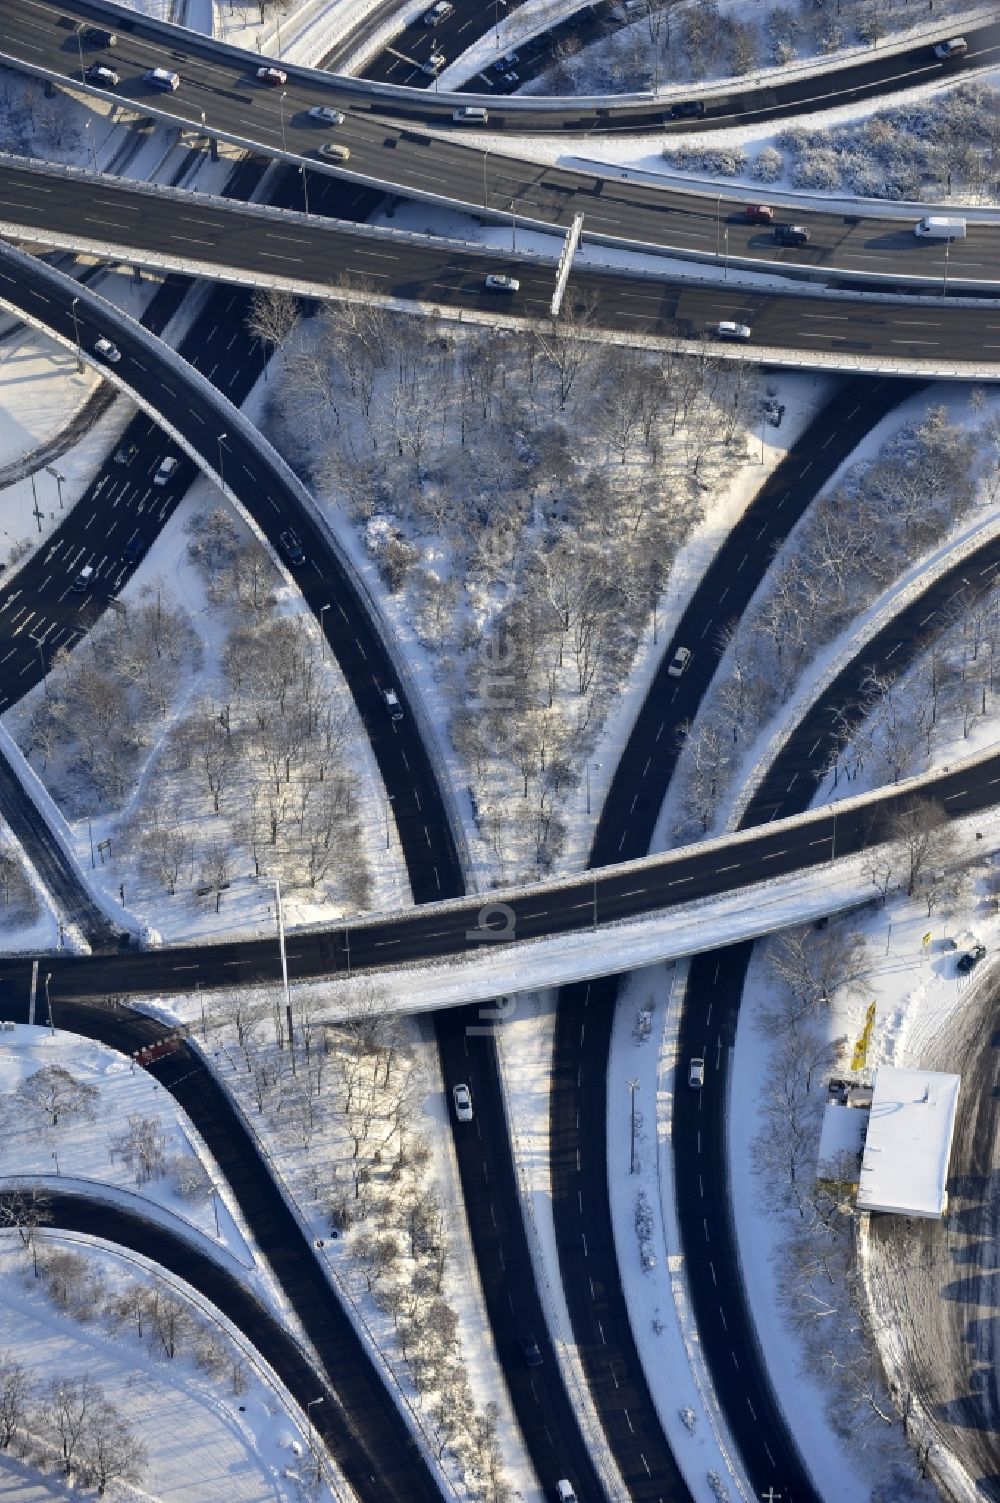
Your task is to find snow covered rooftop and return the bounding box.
[856,1066,960,1220]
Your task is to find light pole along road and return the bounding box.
[1,164,999,371]
[7,0,1000,136]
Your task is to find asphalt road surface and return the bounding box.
[0,179,612,1500]
[0,1000,444,1503]
[3,165,998,368]
[865,966,1000,1498]
[7,0,998,135]
[548,374,918,1503]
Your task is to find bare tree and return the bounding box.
[109,1114,168,1185]
[15,1065,99,1131]
[883,798,956,898]
[0,1352,29,1450]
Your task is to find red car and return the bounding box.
[257,66,288,85]
[744,203,774,224]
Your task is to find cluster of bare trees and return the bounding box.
[24,586,201,813]
[256,287,757,879]
[108,509,372,915]
[673,405,983,840]
[211,983,516,1500]
[0,1350,146,1496]
[535,0,964,96]
[832,583,1000,801]
[749,924,916,1448]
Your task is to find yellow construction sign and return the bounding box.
[851,1000,877,1072]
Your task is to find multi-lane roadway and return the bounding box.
[1,163,997,374]
[6,0,999,135]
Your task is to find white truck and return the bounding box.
[914,216,967,239]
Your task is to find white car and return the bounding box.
[383,688,403,721]
[257,66,288,85]
[318,142,351,161]
[153,456,178,487]
[933,36,967,58]
[420,51,446,74]
[688,1058,705,1089]
[94,337,121,364]
[667,646,692,678]
[453,1083,473,1121]
[309,105,345,125]
[484,274,519,292]
[715,320,752,341]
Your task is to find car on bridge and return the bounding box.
[113,441,138,465]
[775,223,810,246]
[82,27,117,47]
[383,688,404,721]
[153,456,178,486]
[421,52,446,74]
[484,274,519,292]
[309,105,345,125]
[319,142,351,161]
[84,64,119,88]
[688,1057,705,1088]
[257,66,288,86]
[933,36,967,58]
[423,1,454,22]
[144,67,180,91]
[94,337,121,364]
[453,1083,473,1120]
[744,203,774,224]
[714,320,752,342]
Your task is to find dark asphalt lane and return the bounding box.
[8,0,999,136]
[1,165,997,365]
[547,375,918,1503]
[0,998,443,1503]
[0,199,608,1501]
[4,4,1000,279]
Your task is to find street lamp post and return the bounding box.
[75,22,86,76]
[483,149,489,212]
[307,1397,325,1483]
[70,296,84,373]
[585,761,601,815]
[319,603,329,657]
[279,91,288,153]
[627,1078,640,1173]
[45,972,54,1036]
[716,192,722,257]
[217,432,228,490]
[300,164,310,216]
[942,238,950,297]
[45,467,66,509]
[84,119,98,172]
[511,198,517,252]
[34,637,48,696]
[723,225,729,280]
[384,795,395,850]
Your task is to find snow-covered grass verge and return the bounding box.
[661,385,1000,848]
[257,291,786,890]
[3,481,409,947]
[161,980,537,1502]
[0,1232,343,1501]
[0,1024,256,1270]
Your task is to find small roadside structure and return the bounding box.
[856,1066,960,1220]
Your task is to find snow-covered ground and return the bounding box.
[0,1232,346,1501]
[0,1024,259,1279]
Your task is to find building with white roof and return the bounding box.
[856,1065,960,1220]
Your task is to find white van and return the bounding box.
[144,67,180,92]
[453,106,489,123]
[914,216,966,239]
[556,1483,578,1503]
